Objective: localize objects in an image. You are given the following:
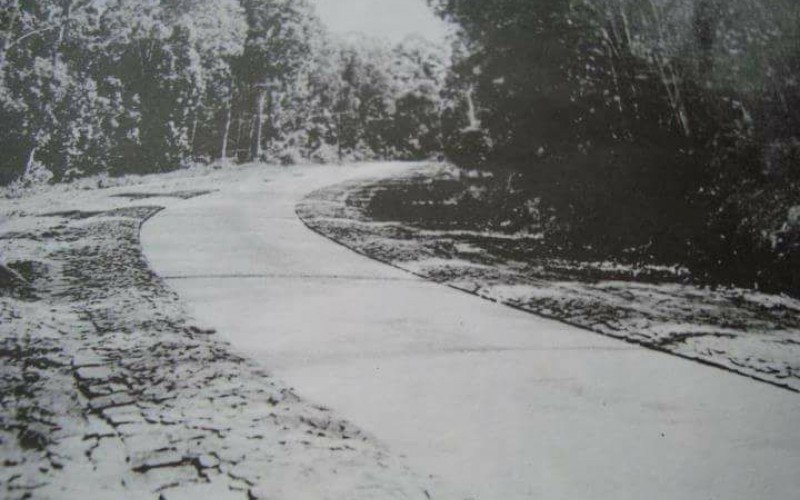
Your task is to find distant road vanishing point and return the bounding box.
[143,162,800,500]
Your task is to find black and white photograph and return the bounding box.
[1,0,799,498]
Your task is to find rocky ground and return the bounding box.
[0,164,435,499]
[296,164,800,393]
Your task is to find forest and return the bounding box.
[1,0,798,294]
[0,0,447,183]
[431,0,800,295]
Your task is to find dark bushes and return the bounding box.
[431,0,800,295]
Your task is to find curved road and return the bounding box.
[142,162,800,500]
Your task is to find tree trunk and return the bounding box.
[235,117,244,160]
[220,106,232,160]
[465,85,481,131]
[265,89,275,146]
[189,114,198,155]
[0,1,21,70]
[23,144,38,178]
[648,0,691,136]
[693,0,717,84]
[250,88,266,161]
[337,112,343,161]
[52,0,71,65]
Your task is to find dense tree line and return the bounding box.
[431,0,800,294]
[0,0,447,184]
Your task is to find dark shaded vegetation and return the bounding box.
[430,0,800,296]
[364,172,692,283]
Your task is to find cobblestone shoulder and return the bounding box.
[1,186,434,499]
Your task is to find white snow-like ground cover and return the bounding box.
[0,163,436,500]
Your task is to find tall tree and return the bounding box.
[237,0,318,160]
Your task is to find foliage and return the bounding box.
[0,0,448,181]
[430,0,800,294]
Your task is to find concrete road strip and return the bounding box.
[142,163,800,500]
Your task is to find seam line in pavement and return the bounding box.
[303,346,642,361]
[162,273,419,282]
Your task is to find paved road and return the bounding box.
[142,162,800,500]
